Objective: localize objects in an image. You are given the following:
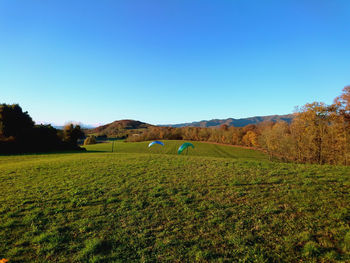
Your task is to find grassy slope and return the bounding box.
[0,142,349,262]
[83,140,268,160]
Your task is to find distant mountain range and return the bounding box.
[81,114,294,135]
[52,124,98,130]
[163,114,294,128]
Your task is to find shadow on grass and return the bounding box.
[0,149,107,157]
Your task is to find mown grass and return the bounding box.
[0,141,349,262]
[83,140,268,161]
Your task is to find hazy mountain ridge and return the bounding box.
[87,115,295,134]
[163,114,294,128]
[53,124,97,130]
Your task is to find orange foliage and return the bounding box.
[127,87,350,165]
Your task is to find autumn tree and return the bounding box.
[84,135,97,145]
[333,86,350,165]
[62,124,84,145]
[324,106,347,164]
[220,124,229,131]
[242,130,258,147]
[260,121,294,160]
[334,86,350,114]
[291,102,331,164]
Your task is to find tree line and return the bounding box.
[128,87,350,165]
[0,104,84,154]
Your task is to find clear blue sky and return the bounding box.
[1,0,349,125]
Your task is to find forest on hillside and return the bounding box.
[128,87,350,166]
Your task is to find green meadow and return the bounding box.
[1,141,350,262]
[85,140,267,160]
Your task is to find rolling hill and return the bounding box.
[86,119,152,137]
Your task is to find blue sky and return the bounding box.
[0,0,349,125]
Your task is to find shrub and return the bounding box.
[84,135,97,145]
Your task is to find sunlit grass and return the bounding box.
[0,142,349,262]
[83,140,268,160]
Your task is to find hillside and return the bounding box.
[1,142,349,262]
[165,114,294,128]
[86,119,152,137]
[83,140,268,160]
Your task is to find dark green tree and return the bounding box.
[0,104,34,139]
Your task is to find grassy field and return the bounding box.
[84,140,268,160]
[0,141,350,262]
